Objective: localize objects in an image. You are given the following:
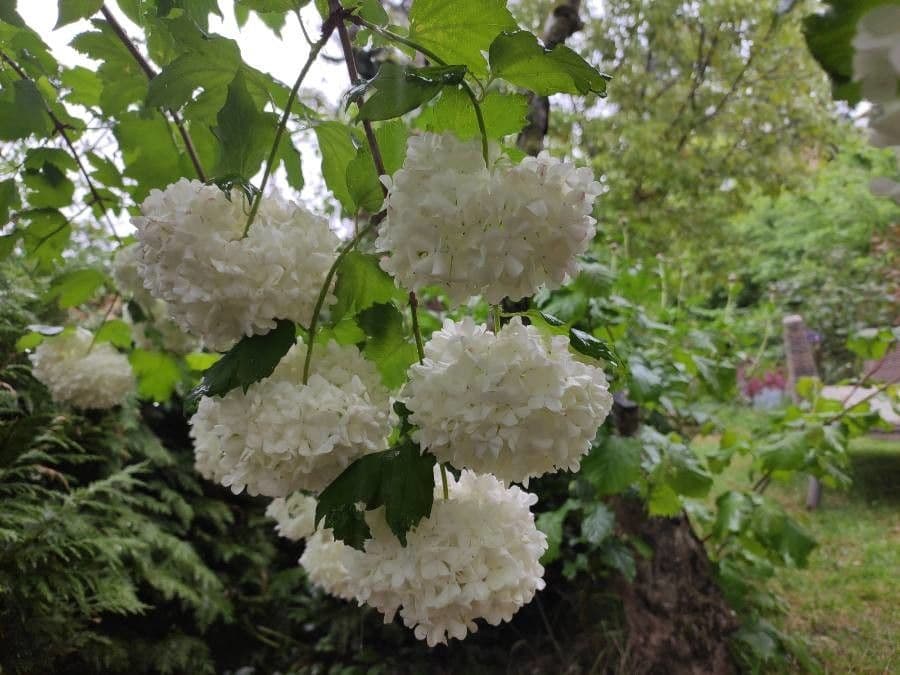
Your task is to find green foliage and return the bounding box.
[489,30,610,96]
[316,439,436,548]
[352,62,467,121]
[212,68,276,178]
[186,319,296,406]
[414,88,529,139]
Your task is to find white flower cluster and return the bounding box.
[29,328,134,409]
[191,340,391,497]
[354,470,547,646]
[403,317,613,485]
[113,244,195,354]
[853,6,900,203]
[132,179,338,351]
[266,492,318,541]
[376,132,601,304]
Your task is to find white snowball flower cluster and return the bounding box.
[113,244,195,354]
[29,328,134,409]
[853,6,900,202]
[191,340,391,497]
[403,317,613,485]
[353,470,547,647]
[376,132,601,304]
[133,179,339,351]
[266,492,319,541]
[300,529,365,601]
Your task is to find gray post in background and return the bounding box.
[782,315,822,509]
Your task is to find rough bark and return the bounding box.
[516,0,584,156]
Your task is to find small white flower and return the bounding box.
[266,492,318,541]
[300,528,365,601]
[376,133,600,304]
[191,340,391,497]
[402,317,613,484]
[114,244,195,354]
[30,328,134,409]
[352,470,548,647]
[133,179,339,351]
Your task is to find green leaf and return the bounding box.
[648,482,681,516]
[346,120,408,212]
[61,65,103,108]
[146,35,242,110]
[56,0,103,28]
[489,30,610,96]
[47,268,107,308]
[185,319,296,407]
[0,178,20,225]
[409,0,516,77]
[21,209,71,270]
[569,328,619,366]
[71,21,148,115]
[713,491,752,539]
[130,349,181,401]
[628,359,663,402]
[15,332,45,351]
[598,539,636,581]
[536,501,576,564]
[94,319,133,348]
[237,0,303,10]
[23,161,75,209]
[332,251,405,322]
[185,352,221,371]
[415,88,529,139]
[0,80,52,140]
[212,68,276,178]
[357,303,418,390]
[354,63,467,121]
[0,234,17,261]
[313,121,357,212]
[315,439,436,548]
[581,435,642,496]
[581,503,614,545]
[115,112,196,200]
[847,327,895,361]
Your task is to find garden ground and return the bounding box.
[698,431,899,674]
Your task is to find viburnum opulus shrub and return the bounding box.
[9,0,615,649]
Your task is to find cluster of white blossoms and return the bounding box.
[132,179,338,351]
[376,132,601,304]
[354,470,547,647]
[191,340,391,497]
[853,5,900,203]
[403,317,613,485]
[113,244,195,354]
[268,471,547,647]
[29,328,134,409]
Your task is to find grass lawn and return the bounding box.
[700,432,899,674]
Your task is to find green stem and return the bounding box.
[491,305,502,333]
[439,464,449,500]
[409,292,425,363]
[243,24,335,237]
[351,15,490,166]
[302,217,380,383]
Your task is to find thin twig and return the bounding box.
[244,20,337,235]
[99,5,208,182]
[0,50,123,245]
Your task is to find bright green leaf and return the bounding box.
[332,251,405,322]
[489,30,610,96]
[357,303,418,389]
[581,435,643,496]
[313,121,357,212]
[47,268,107,308]
[56,0,103,28]
[94,319,133,348]
[130,349,181,401]
[415,88,529,139]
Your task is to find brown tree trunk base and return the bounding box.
[612,496,739,675]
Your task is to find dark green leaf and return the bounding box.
[409,0,516,77]
[0,178,20,225]
[315,439,436,548]
[489,30,610,96]
[346,120,408,212]
[598,539,636,581]
[21,208,71,270]
[332,251,405,322]
[212,68,276,178]
[570,328,619,366]
[354,63,467,121]
[185,319,296,407]
[146,35,242,110]
[581,435,642,496]
[536,501,575,564]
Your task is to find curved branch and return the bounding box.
[99,5,208,182]
[0,49,123,245]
